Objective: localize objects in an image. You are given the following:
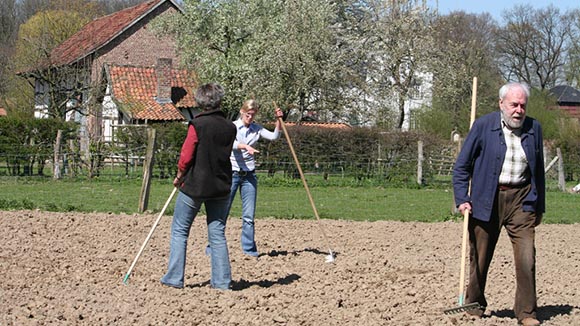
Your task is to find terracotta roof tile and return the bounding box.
[283,121,352,130]
[107,64,197,121]
[49,0,171,67]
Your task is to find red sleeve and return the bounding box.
[177,124,198,173]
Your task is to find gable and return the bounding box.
[549,85,580,105]
[49,0,182,68]
[548,85,580,120]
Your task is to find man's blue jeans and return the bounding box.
[229,171,258,256]
[160,191,231,290]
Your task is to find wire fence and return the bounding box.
[1,144,577,192]
[2,142,579,224]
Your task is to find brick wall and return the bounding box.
[86,1,182,139]
[155,58,173,103]
[91,2,180,81]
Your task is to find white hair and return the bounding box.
[499,82,530,100]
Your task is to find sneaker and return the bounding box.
[519,317,540,326]
[160,280,183,289]
[243,254,260,262]
[242,250,259,257]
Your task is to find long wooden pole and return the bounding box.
[139,128,157,212]
[123,187,177,284]
[458,76,477,305]
[276,109,334,259]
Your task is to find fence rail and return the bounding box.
[428,154,456,176]
[1,148,576,191]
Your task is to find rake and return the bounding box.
[276,105,335,263]
[444,77,483,315]
[123,187,178,284]
[443,208,483,314]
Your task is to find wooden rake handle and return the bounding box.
[458,76,478,304]
[275,104,333,254]
[458,208,470,305]
[123,187,177,284]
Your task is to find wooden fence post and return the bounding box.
[450,136,462,214]
[556,147,566,192]
[53,130,62,179]
[139,128,157,213]
[417,140,423,185]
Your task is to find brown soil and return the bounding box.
[1,210,579,325]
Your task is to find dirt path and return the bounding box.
[1,210,579,325]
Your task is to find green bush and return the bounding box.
[258,125,448,186]
[3,116,525,186]
[554,119,580,181]
[0,116,77,176]
[152,122,187,178]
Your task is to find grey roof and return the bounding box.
[549,85,580,104]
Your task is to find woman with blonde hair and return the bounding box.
[208,99,283,258]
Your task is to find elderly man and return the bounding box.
[453,82,545,326]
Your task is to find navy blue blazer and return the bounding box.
[453,111,545,222]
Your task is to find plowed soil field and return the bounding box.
[1,210,579,325]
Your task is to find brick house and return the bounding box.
[549,85,580,122]
[101,58,197,141]
[30,0,187,150]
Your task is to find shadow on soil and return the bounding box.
[184,274,301,291]
[262,248,339,259]
[490,304,576,322]
[231,273,301,290]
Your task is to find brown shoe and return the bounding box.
[464,312,481,320]
[464,308,484,319]
[519,317,540,326]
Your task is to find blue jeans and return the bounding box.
[161,191,231,290]
[205,171,259,257]
[230,171,259,256]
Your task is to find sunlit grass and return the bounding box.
[0,174,577,224]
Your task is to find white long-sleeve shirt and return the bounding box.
[230,119,280,171]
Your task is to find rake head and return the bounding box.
[325,250,336,263]
[325,253,335,263]
[122,273,131,285]
[443,302,482,315]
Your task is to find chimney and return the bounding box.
[156,58,172,104]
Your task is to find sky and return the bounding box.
[428,0,580,22]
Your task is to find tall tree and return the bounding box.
[15,0,49,25]
[11,9,93,119]
[97,0,150,14]
[174,0,276,118]
[172,0,359,121]
[0,0,19,97]
[565,9,580,87]
[496,5,574,90]
[258,0,358,122]
[2,0,106,106]
[15,10,91,71]
[360,0,435,129]
[426,11,502,135]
